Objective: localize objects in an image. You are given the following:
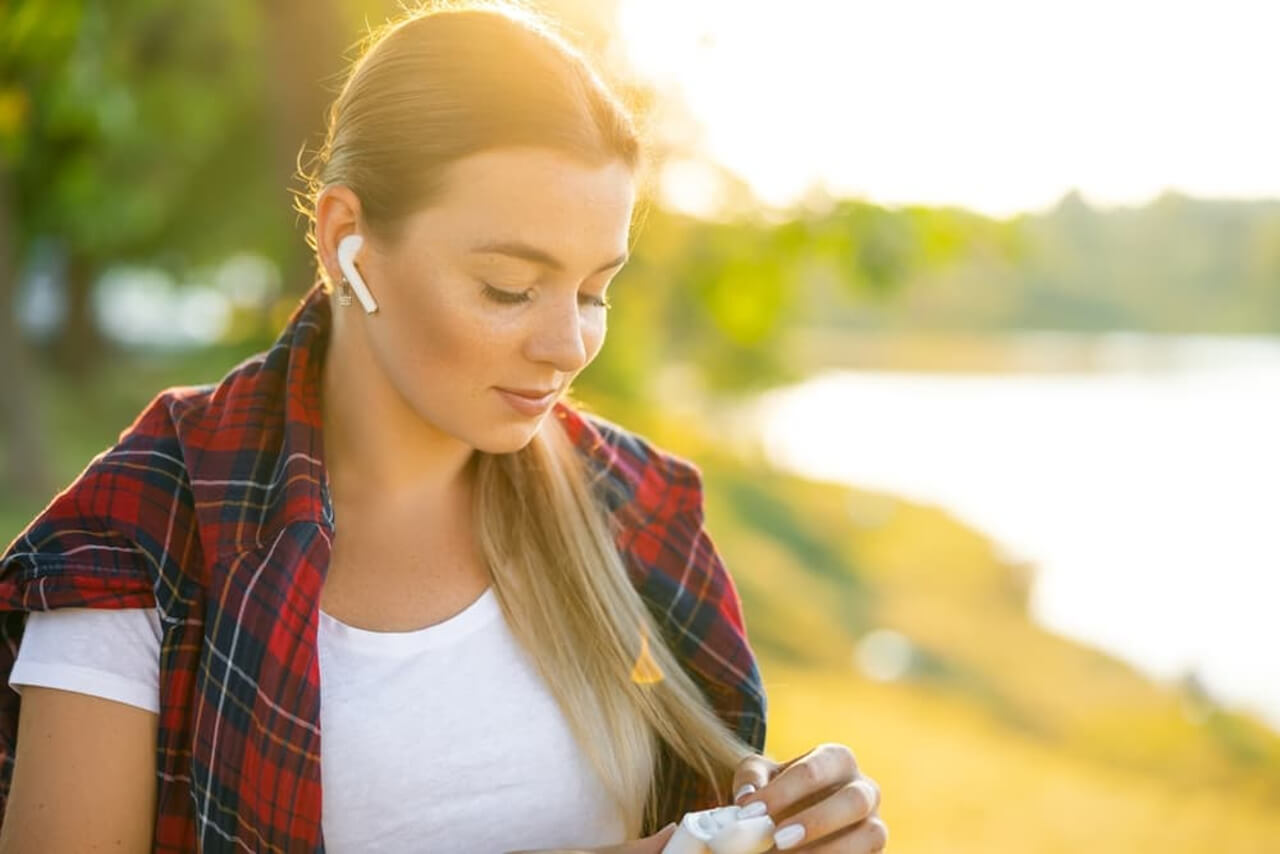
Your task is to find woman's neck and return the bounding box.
[319,296,476,511]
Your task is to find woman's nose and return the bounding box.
[527,293,590,371]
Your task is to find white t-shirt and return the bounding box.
[9,589,628,853]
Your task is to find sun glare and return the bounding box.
[618,0,1280,218]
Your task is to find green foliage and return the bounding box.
[584,187,1280,404]
[4,0,279,266]
[815,191,1280,333]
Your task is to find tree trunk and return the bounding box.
[54,249,106,378]
[261,0,346,299]
[0,165,53,501]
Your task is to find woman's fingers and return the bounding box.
[738,743,859,818]
[731,752,780,804]
[780,812,890,853]
[769,778,881,850]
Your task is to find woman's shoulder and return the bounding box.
[0,383,202,611]
[93,346,286,476]
[0,346,292,601]
[554,402,706,518]
[558,404,768,743]
[119,318,312,458]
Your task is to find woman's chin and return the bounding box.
[471,422,544,455]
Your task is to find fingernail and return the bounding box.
[734,783,756,803]
[774,824,806,849]
[738,801,768,819]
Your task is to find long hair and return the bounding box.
[292,1,755,836]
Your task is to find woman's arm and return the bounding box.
[0,686,158,853]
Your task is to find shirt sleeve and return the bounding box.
[9,606,162,714]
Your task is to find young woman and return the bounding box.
[0,3,886,852]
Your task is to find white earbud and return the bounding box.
[337,233,379,314]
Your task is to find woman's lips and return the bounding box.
[495,386,556,415]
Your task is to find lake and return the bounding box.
[739,332,1280,732]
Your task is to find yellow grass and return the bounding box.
[759,659,1280,853]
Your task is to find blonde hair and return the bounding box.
[292,1,756,836]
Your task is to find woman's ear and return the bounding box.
[315,184,361,287]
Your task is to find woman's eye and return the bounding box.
[482,283,611,310]
[482,283,531,304]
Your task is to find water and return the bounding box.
[745,333,1280,732]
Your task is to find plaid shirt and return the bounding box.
[0,281,767,852]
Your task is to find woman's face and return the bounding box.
[341,146,635,454]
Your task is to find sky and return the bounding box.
[616,0,1280,219]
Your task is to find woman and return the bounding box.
[0,3,886,852]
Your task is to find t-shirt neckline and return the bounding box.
[318,586,501,654]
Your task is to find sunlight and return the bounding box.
[617,0,1280,218]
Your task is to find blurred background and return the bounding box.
[3,0,1279,850]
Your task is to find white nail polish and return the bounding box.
[734,783,756,802]
[738,801,768,819]
[774,824,806,850]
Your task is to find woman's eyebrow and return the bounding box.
[469,239,628,275]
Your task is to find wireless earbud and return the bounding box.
[337,233,379,314]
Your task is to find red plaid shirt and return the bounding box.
[0,281,766,852]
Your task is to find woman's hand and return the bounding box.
[505,819,678,854]
[731,743,887,852]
